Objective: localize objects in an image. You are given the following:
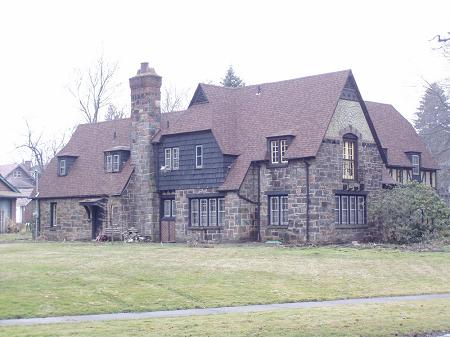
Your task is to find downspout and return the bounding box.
[305,160,310,243]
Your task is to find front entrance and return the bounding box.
[91,206,104,239]
[160,197,176,243]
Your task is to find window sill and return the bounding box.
[161,217,175,221]
[335,225,368,230]
[267,225,289,229]
[187,226,223,231]
[267,163,288,168]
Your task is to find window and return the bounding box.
[190,199,199,226]
[343,135,356,180]
[164,148,172,170]
[209,199,217,226]
[218,198,225,226]
[163,199,172,218]
[163,148,180,171]
[50,202,57,227]
[335,195,366,225]
[172,148,179,170]
[270,139,288,164]
[13,170,22,178]
[113,154,120,172]
[412,155,420,175]
[200,199,208,226]
[190,197,225,227]
[195,145,203,168]
[280,140,288,163]
[59,160,66,176]
[269,195,289,226]
[162,198,176,218]
[106,155,113,172]
[271,141,279,163]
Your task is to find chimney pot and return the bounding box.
[140,62,149,73]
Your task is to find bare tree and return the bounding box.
[17,121,68,173]
[69,55,120,123]
[161,86,189,113]
[104,104,126,120]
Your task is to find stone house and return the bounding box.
[0,162,36,224]
[34,63,438,243]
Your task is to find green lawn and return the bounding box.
[0,242,450,320]
[0,232,32,242]
[1,299,450,337]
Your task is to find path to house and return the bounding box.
[1,293,450,327]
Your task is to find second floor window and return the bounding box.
[164,148,180,170]
[270,139,288,164]
[59,160,66,176]
[412,154,420,175]
[13,170,22,178]
[113,155,120,172]
[106,155,113,172]
[343,134,357,180]
[195,145,203,168]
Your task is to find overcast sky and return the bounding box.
[1,0,450,164]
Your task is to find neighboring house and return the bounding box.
[0,162,36,224]
[34,63,439,243]
[0,175,22,233]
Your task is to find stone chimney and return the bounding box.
[129,62,162,239]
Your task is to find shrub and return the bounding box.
[368,182,450,243]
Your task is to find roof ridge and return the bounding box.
[199,69,352,91]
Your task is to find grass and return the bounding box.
[1,299,450,336]
[0,231,32,242]
[0,242,450,320]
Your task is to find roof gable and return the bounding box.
[188,84,209,107]
[0,175,19,193]
[365,101,438,170]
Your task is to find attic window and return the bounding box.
[106,153,121,173]
[59,160,66,176]
[412,154,420,175]
[270,139,288,164]
[13,170,22,178]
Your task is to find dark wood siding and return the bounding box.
[157,131,234,191]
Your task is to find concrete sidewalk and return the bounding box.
[1,293,449,327]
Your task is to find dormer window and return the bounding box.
[270,139,288,164]
[59,159,66,176]
[13,170,22,178]
[343,133,357,180]
[412,154,420,175]
[104,148,130,173]
[106,153,120,172]
[113,154,120,172]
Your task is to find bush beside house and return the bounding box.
[369,182,450,243]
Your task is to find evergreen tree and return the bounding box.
[221,66,245,87]
[415,83,450,159]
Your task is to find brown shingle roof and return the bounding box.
[156,70,352,190]
[36,118,133,198]
[365,102,438,170]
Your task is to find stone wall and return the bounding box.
[39,198,92,241]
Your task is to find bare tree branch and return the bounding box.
[161,85,189,113]
[68,55,120,123]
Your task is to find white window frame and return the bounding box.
[190,197,225,227]
[113,154,120,172]
[412,155,420,175]
[195,145,203,169]
[164,148,172,170]
[357,196,365,225]
[209,199,217,226]
[349,196,356,225]
[106,155,113,172]
[171,199,176,218]
[59,159,66,176]
[190,199,199,226]
[280,195,289,225]
[200,199,208,226]
[270,140,280,164]
[50,202,57,227]
[172,147,179,170]
[335,195,366,226]
[269,196,280,226]
[280,140,288,163]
